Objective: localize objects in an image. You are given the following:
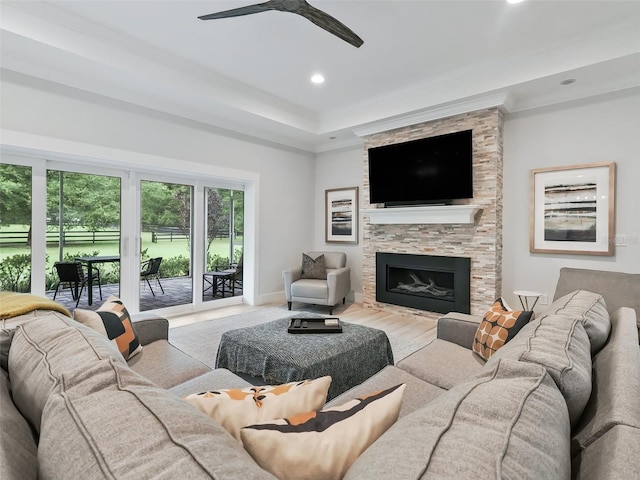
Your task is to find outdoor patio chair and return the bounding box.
[203,254,243,298]
[53,261,102,307]
[140,257,165,296]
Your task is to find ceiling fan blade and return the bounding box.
[299,3,363,48]
[198,2,274,21]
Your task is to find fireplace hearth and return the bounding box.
[376,253,471,314]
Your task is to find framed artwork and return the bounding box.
[530,162,615,256]
[325,187,359,244]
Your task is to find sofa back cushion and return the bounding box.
[344,359,570,480]
[8,312,125,432]
[571,307,640,456]
[38,358,275,480]
[554,267,640,319]
[486,314,592,427]
[539,289,610,354]
[0,369,37,480]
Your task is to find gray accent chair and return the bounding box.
[283,251,351,315]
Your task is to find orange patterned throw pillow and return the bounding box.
[183,376,331,444]
[73,295,142,360]
[472,298,533,361]
[240,384,405,480]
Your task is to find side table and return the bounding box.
[513,290,542,311]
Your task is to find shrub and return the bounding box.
[159,255,190,278]
[0,253,31,292]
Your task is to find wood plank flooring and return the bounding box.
[168,301,438,348]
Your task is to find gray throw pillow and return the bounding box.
[301,254,327,279]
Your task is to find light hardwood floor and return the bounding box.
[168,301,438,348]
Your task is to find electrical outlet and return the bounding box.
[538,294,548,306]
[614,235,628,247]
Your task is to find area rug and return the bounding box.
[169,307,427,369]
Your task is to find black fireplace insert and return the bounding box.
[376,252,471,314]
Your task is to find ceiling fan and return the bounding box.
[198,0,364,48]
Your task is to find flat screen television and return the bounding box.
[368,129,473,206]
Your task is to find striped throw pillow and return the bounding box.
[240,384,405,480]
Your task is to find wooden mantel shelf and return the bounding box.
[361,205,482,225]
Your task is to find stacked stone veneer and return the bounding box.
[362,108,504,320]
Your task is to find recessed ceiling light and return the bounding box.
[311,73,325,84]
[560,78,576,86]
[507,0,525,4]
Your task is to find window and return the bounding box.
[0,163,32,292]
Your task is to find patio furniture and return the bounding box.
[203,254,243,298]
[140,257,164,297]
[75,255,120,305]
[52,261,102,307]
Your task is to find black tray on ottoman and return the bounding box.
[288,317,342,334]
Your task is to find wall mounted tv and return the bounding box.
[368,129,473,206]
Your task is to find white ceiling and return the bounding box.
[1,0,639,152]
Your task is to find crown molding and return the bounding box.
[351,92,512,138]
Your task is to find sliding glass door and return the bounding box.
[0,163,32,292]
[45,170,121,308]
[1,153,251,314]
[139,180,193,311]
[203,188,244,303]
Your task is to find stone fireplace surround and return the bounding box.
[361,108,504,320]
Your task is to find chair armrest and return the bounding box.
[131,313,169,345]
[437,312,483,349]
[282,268,302,301]
[327,267,351,305]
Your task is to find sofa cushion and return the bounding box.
[8,311,126,432]
[169,368,253,397]
[571,424,640,480]
[539,289,610,354]
[241,384,405,480]
[326,365,446,419]
[127,339,211,389]
[0,369,37,480]
[554,267,640,318]
[0,328,13,372]
[183,376,331,443]
[472,298,532,360]
[344,359,570,480]
[73,295,142,360]
[571,307,640,455]
[38,358,276,480]
[290,279,328,300]
[397,338,484,390]
[486,314,592,427]
[300,253,327,279]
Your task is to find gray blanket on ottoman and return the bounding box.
[216,316,394,400]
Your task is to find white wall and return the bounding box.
[502,88,640,310]
[0,72,316,304]
[314,145,365,300]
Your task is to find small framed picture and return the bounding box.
[530,162,615,255]
[325,187,359,244]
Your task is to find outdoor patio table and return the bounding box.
[75,255,120,305]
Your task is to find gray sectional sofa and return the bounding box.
[2,267,639,479]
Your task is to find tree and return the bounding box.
[46,171,120,230]
[0,164,32,226]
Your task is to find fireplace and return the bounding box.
[376,253,471,314]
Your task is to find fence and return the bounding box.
[151,227,190,243]
[0,230,120,247]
